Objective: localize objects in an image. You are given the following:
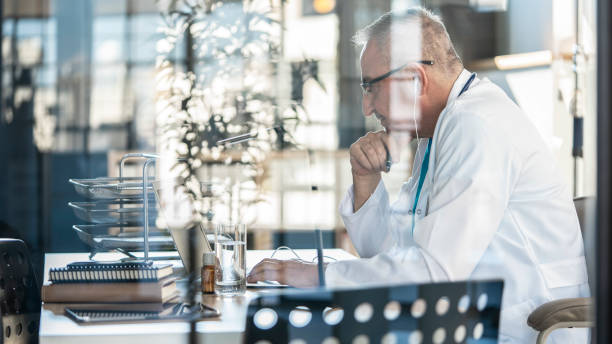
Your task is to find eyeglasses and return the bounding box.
[360,60,434,95]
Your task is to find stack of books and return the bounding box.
[42,261,178,303]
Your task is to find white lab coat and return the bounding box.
[327,69,590,343]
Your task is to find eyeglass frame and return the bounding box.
[360,60,434,94]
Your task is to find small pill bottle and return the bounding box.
[201,252,216,294]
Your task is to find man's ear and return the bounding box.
[413,64,427,96]
[400,64,427,96]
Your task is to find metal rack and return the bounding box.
[68,153,167,261]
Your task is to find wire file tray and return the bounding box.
[72,224,174,259]
[68,200,157,224]
[69,177,155,200]
[69,153,163,261]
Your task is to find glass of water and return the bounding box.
[214,223,246,295]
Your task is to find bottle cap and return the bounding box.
[202,252,216,266]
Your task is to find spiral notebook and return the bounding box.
[65,303,220,323]
[49,261,173,283]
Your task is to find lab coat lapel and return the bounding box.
[413,69,476,220]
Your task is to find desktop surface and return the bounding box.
[39,249,356,344]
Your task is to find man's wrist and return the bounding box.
[352,170,380,188]
[352,172,380,212]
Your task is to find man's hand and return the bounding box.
[247,259,321,288]
[349,130,398,211]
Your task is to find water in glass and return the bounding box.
[215,238,246,295]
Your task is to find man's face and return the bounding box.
[360,40,422,136]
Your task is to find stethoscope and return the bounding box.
[411,73,477,235]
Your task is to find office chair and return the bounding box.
[0,239,40,344]
[245,280,503,344]
[527,196,595,343]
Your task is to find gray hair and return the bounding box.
[353,7,462,73]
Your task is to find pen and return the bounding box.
[315,229,325,287]
[216,132,255,145]
[385,145,392,172]
[216,126,280,146]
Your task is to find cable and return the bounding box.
[269,245,337,263]
[413,78,420,142]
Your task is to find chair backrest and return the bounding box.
[245,280,503,344]
[573,196,595,234]
[0,239,40,344]
[573,196,596,296]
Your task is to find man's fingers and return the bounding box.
[247,259,305,285]
[247,268,285,284]
[350,131,390,173]
[350,143,375,171]
[360,141,384,171]
[350,157,370,176]
[366,135,388,171]
[250,259,283,271]
[248,260,280,278]
[247,261,286,284]
[247,260,319,288]
[370,132,391,168]
[380,134,400,163]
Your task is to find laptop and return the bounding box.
[152,180,213,274]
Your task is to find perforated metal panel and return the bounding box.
[0,239,39,344]
[245,280,503,344]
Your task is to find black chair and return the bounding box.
[0,239,40,344]
[245,280,503,344]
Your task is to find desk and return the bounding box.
[39,249,356,344]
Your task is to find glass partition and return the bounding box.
[0,0,601,341]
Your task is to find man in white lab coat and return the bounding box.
[248,7,589,342]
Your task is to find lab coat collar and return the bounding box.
[426,68,477,155]
[445,68,475,106]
